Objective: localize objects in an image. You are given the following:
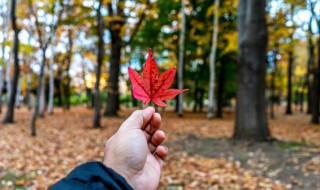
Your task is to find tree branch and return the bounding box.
[27,0,43,48]
[121,0,150,47]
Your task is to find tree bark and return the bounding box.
[104,31,121,116]
[15,72,23,108]
[3,0,20,124]
[199,89,204,112]
[234,0,270,141]
[178,0,186,117]
[177,0,186,117]
[193,85,199,113]
[63,30,73,110]
[311,67,319,123]
[31,46,47,136]
[26,67,32,110]
[0,0,10,114]
[93,0,104,128]
[270,44,278,119]
[311,5,320,123]
[286,50,293,114]
[306,16,314,114]
[48,36,56,115]
[217,62,225,118]
[0,69,4,113]
[312,29,320,123]
[38,70,46,117]
[208,0,220,119]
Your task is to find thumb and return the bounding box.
[120,107,155,130]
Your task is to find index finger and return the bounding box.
[120,107,155,130]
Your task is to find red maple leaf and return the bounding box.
[128,49,187,107]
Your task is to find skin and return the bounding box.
[103,107,168,190]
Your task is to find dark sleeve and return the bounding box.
[49,162,133,190]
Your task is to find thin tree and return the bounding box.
[177,0,186,117]
[28,0,63,136]
[0,0,10,114]
[234,0,270,141]
[310,0,320,124]
[285,4,295,115]
[0,69,4,113]
[306,11,314,114]
[270,43,279,119]
[48,2,60,115]
[93,0,104,128]
[207,0,220,119]
[2,0,20,124]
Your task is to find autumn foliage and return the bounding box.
[128,49,187,107]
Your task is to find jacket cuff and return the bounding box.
[49,161,134,190]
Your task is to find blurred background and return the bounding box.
[0,0,320,189]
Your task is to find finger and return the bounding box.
[143,113,161,141]
[148,130,165,153]
[120,107,155,130]
[154,146,168,168]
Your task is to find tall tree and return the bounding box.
[0,69,4,114]
[93,0,104,128]
[310,0,320,124]
[177,0,186,117]
[234,0,270,141]
[29,0,63,136]
[104,0,149,116]
[2,0,20,123]
[285,4,295,115]
[0,0,10,114]
[306,12,314,114]
[207,0,220,119]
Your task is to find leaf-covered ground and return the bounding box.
[0,107,319,190]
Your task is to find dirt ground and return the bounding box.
[0,106,319,189]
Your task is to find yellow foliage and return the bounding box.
[84,52,96,62]
[222,32,238,54]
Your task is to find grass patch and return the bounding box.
[0,172,31,189]
[275,141,305,151]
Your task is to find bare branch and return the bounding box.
[122,0,150,47]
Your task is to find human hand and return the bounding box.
[103,107,168,190]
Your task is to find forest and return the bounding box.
[0,0,320,189]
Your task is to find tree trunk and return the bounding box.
[55,75,63,106]
[93,0,104,128]
[0,0,9,114]
[0,69,4,113]
[38,52,46,117]
[286,50,293,114]
[199,88,204,112]
[311,68,319,123]
[217,62,225,118]
[234,0,270,141]
[177,0,186,117]
[270,45,278,119]
[5,57,11,105]
[208,0,220,119]
[64,30,73,110]
[3,0,20,124]
[26,68,32,110]
[306,16,314,114]
[193,85,199,113]
[312,29,320,123]
[48,37,56,115]
[31,46,47,136]
[15,72,23,108]
[104,31,121,116]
